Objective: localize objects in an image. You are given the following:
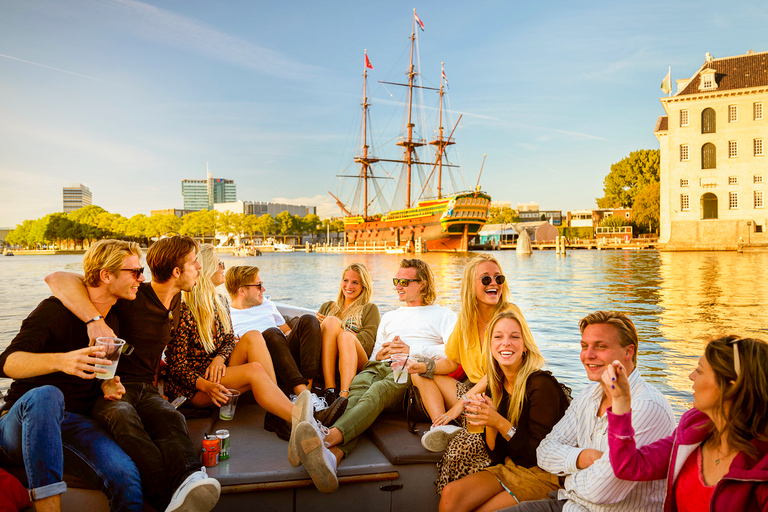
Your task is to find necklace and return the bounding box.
[712,441,738,465]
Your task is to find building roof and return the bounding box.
[654,116,668,133]
[677,50,768,96]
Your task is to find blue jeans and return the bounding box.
[0,386,143,511]
[92,382,202,511]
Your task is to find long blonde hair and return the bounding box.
[324,263,373,326]
[447,254,519,356]
[485,309,546,427]
[182,244,232,353]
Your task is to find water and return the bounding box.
[2,250,767,417]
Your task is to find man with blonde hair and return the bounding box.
[0,240,144,512]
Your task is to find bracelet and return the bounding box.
[417,357,436,379]
[85,315,105,325]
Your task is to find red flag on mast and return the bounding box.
[414,10,425,31]
[365,50,373,70]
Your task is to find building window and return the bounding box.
[701,73,715,91]
[729,192,738,209]
[756,175,764,184]
[755,103,764,120]
[755,139,763,156]
[701,193,718,219]
[728,105,738,123]
[728,141,738,158]
[681,194,690,211]
[680,110,689,126]
[702,108,716,133]
[680,144,689,161]
[702,143,716,169]
[756,191,764,208]
[729,176,738,185]
[680,179,689,187]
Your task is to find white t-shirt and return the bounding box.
[229,298,285,337]
[369,304,457,362]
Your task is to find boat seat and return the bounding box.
[366,412,442,465]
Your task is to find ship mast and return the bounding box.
[429,62,455,199]
[353,55,379,219]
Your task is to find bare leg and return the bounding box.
[33,495,61,512]
[439,471,505,512]
[475,490,519,512]
[412,375,461,421]
[337,331,365,397]
[320,316,343,389]
[231,330,277,383]
[324,427,344,448]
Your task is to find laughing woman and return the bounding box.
[164,244,295,431]
[316,263,380,411]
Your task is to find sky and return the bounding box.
[1,0,767,228]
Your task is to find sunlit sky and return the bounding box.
[1,0,766,228]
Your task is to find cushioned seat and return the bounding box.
[366,412,443,465]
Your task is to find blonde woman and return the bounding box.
[164,244,294,431]
[413,254,519,451]
[439,310,570,512]
[316,263,380,411]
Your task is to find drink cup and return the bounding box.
[219,389,241,421]
[464,399,485,434]
[94,337,126,380]
[390,353,410,384]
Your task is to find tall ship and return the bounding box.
[330,11,490,252]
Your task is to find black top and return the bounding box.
[112,282,180,384]
[0,297,119,415]
[486,370,570,468]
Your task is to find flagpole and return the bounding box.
[668,66,671,97]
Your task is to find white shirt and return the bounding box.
[229,298,285,337]
[536,368,675,512]
[369,304,457,362]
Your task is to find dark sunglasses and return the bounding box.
[121,267,145,279]
[479,275,505,286]
[242,282,264,291]
[725,338,741,376]
[218,261,225,270]
[393,278,421,287]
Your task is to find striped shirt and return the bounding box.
[537,369,675,512]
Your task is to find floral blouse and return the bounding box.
[164,301,237,400]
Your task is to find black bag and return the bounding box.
[404,385,431,434]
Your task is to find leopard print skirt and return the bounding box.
[434,382,492,494]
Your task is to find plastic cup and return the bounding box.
[94,337,126,380]
[390,353,410,384]
[464,399,485,434]
[219,389,241,421]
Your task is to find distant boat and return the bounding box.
[4,251,14,256]
[330,13,490,252]
[233,246,261,257]
[260,238,294,253]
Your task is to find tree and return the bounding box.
[488,207,520,224]
[599,214,631,228]
[302,214,321,243]
[633,181,660,233]
[255,214,276,239]
[275,211,296,243]
[597,149,660,209]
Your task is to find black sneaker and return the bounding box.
[314,395,348,427]
[264,411,291,441]
[323,387,338,405]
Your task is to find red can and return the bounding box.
[202,434,219,467]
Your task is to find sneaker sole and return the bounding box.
[421,429,461,452]
[166,479,220,512]
[289,391,314,467]
[295,421,339,493]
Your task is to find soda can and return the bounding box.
[202,434,219,467]
[215,429,231,460]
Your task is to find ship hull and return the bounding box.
[344,191,491,252]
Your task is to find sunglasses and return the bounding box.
[218,261,225,270]
[393,278,421,287]
[242,282,264,291]
[725,338,741,376]
[121,267,145,279]
[479,275,505,286]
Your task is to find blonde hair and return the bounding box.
[447,254,520,357]
[182,244,231,353]
[225,265,260,297]
[485,309,546,427]
[579,311,638,365]
[83,239,142,287]
[324,263,373,326]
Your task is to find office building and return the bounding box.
[63,183,92,213]
[182,169,236,211]
[214,201,316,217]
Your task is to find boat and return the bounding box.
[4,251,13,256]
[233,246,262,257]
[330,13,491,252]
[258,238,295,253]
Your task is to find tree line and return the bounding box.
[5,206,345,249]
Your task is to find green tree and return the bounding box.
[125,214,148,241]
[597,149,660,209]
[488,207,520,224]
[302,214,321,243]
[255,214,276,239]
[632,181,660,233]
[599,214,631,228]
[180,210,216,241]
[6,219,35,247]
[275,211,296,243]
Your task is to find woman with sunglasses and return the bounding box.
[316,263,380,413]
[164,244,295,429]
[603,336,768,511]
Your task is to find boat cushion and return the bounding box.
[366,412,443,465]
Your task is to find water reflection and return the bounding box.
[1,250,767,417]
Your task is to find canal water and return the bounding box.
[1,250,767,417]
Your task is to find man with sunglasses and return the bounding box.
[225,265,328,435]
[45,236,220,512]
[0,240,144,512]
[290,258,457,493]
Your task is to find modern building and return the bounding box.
[182,169,236,211]
[150,209,195,218]
[63,183,92,213]
[477,221,559,245]
[656,50,768,249]
[214,201,316,217]
[516,202,563,225]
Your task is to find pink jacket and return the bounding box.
[607,407,768,512]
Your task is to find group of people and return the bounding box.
[0,236,766,512]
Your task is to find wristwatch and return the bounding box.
[506,426,517,439]
[85,315,105,325]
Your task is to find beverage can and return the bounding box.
[202,434,219,467]
[215,429,230,460]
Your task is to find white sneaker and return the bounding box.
[295,420,338,493]
[165,467,220,512]
[420,425,462,452]
[311,393,328,412]
[289,390,315,467]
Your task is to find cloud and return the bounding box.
[271,194,339,218]
[0,53,107,82]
